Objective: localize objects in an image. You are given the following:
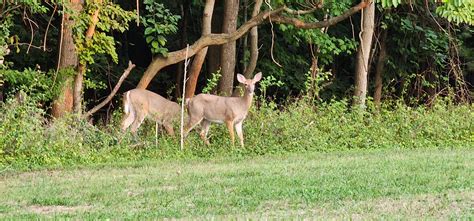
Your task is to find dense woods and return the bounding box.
[0,0,473,169]
[1,0,472,117]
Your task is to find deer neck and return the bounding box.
[242,89,254,109]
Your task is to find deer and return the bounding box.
[184,72,262,147]
[121,89,180,136]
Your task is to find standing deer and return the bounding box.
[184,72,262,147]
[121,89,180,136]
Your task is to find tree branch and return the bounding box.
[283,6,321,15]
[136,6,286,88]
[84,61,136,118]
[272,1,369,29]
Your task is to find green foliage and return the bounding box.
[377,0,474,25]
[304,69,333,100]
[1,0,49,16]
[258,75,284,99]
[142,0,180,56]
[1,97,471,170]
[201,69,221,94]
[0,98,123,170]
[74,0,136,65]
[0,68,69,103]
[382,9,456,103]
[279,25,357,66]
[0,3,15,69]
[277,0,357,67]
[436,1,474,25]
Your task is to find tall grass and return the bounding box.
[0,97,472,170]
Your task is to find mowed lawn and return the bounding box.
[0,148,472,219]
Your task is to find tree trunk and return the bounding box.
[233,0,262,96]
[353,1,375,108]
[73,0,101,114]
[51,0,82,118]
[244,0,262,80]
[184,0,215,98]
[373,29,387,108]
[217,0,240,96]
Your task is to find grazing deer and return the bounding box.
[121,89,180,136]
[184,72,262,147]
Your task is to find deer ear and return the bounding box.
[253,72,262,83]
[236,74,246,84]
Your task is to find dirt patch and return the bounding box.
[28,205,92,214]
[352,191,474,218]
[251,191,474,219]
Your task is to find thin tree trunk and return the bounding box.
[233,0,262,96]
[51,0,82,118]
[353,1,375,108]
[245,2,262,77]
[73,0,101,114]
[217,0,240,96]
[185,0,215,98]
[373,29,387,108]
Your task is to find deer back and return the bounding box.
[128,89,180,122]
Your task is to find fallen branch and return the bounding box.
[84,61,136,118]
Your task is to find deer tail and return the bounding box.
[185,98,191,107]
[123,91,133,116]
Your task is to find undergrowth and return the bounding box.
[0,97,472,171]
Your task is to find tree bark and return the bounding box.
[136,1,369,90]
[184,0,215,98]
[373,29,387,108]
[353,1,375,108]
[242,0,262,79]
[217,0,240,96]
[51,0,82,118]
[73,0,101,114]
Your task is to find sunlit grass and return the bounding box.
[1,148,472,219]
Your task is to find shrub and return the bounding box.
[0,97,472,171]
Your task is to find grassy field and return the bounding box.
[0,148,472,219]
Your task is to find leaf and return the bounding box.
[157,36,166,46]
[152,41,159,49]
[146,36,154,43]
[144,27,154,35]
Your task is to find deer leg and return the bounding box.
[183,116,203,137]
[163,122,175,136]
[235,120,244,148]
[120,110,135,132]
[225,120,235,146]
[130,113,146,135]
[199,120,211,145]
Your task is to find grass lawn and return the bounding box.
[0,148,472,219]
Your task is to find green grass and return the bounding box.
[0,148,472,219]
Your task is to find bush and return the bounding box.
[0,97,472,171]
